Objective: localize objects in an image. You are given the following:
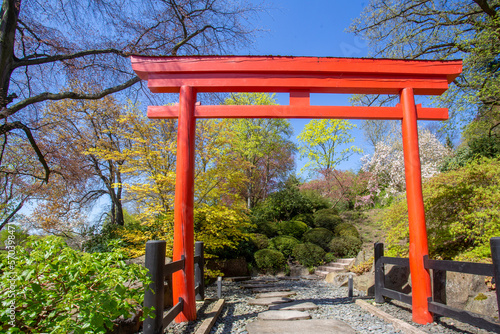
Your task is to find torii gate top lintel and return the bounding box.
[132,55,463,327]
[131,55,462,120]
[131,55,461,93]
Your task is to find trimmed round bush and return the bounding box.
[269,235,300,258]
[314,214,343,231]
[278,220,308,239]
[257,221,279,238]
[250,233,270,250]
[292,242,325,267]
[334,222,360,239]
[254,249,286,273]
[303,227,334,250]
[292,213,314,227]
[328,236,362,257]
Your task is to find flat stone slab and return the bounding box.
[240,283,276,289]
[223,276,251,282]
[246,319,355,334]
[252,287,291,293]
[258,310,311,321]
[247,297,293,305]
[269,301,318,311]
[255,291,296,298]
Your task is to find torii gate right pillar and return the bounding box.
[401,87,433,324]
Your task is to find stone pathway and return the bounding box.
[240,278,355,333]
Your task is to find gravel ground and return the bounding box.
[164,276,498,334]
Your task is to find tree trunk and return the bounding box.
[0,0,20,108]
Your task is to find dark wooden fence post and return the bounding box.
[195,241,205,300]
[144,240,166,334]
[374,242,385,303]
[490,237,500,320]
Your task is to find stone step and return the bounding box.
[337,258,355,265]
[255,291,296,298]
[246,319,355,334]
[252,287,291,293]
[258,310,311,321]
[317,265,346,271]
[269,301,318,311]
[314,270,328,276]
[247,297,293,306]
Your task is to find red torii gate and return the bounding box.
[131,55,462,324]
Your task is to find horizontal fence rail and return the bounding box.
[374,238,500,332]
[143,240,204,334]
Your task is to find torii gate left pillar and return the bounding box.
[131,55,462,324]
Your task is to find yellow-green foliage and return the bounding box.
[194,204,253,255]
[383,158,500,260]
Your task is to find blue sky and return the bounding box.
[244,0,371,175]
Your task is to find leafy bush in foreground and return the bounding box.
[254,249,286,273]
[0,236,152,333]
[292,242,325,267]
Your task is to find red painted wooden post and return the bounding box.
[400,87,433,324]
[172,85,197,322]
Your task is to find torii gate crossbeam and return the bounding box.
[131,55,462,325]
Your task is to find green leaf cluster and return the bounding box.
[383,158,500,260]
[0,236,152,333]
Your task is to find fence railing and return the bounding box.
[374,238,500,332]
[143,240,204,334]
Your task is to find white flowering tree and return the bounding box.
[362,129,451,199]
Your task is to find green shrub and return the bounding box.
[324,252,337,263]
[303,227,334,250]
[314,214,343,231]
[269,236,300,258]
[257,221,279,238]
[254,249,286,273]
[292,213,314,226]
[328,236,362,257]
[292,242,325,267]
[250,233,270,250]
[0,236,152,333]
[278,220,309,239]
[314,208,339,216]
[334,222,360,239]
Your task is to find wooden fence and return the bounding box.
[143,240,204,334]
[374,237,500,332]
